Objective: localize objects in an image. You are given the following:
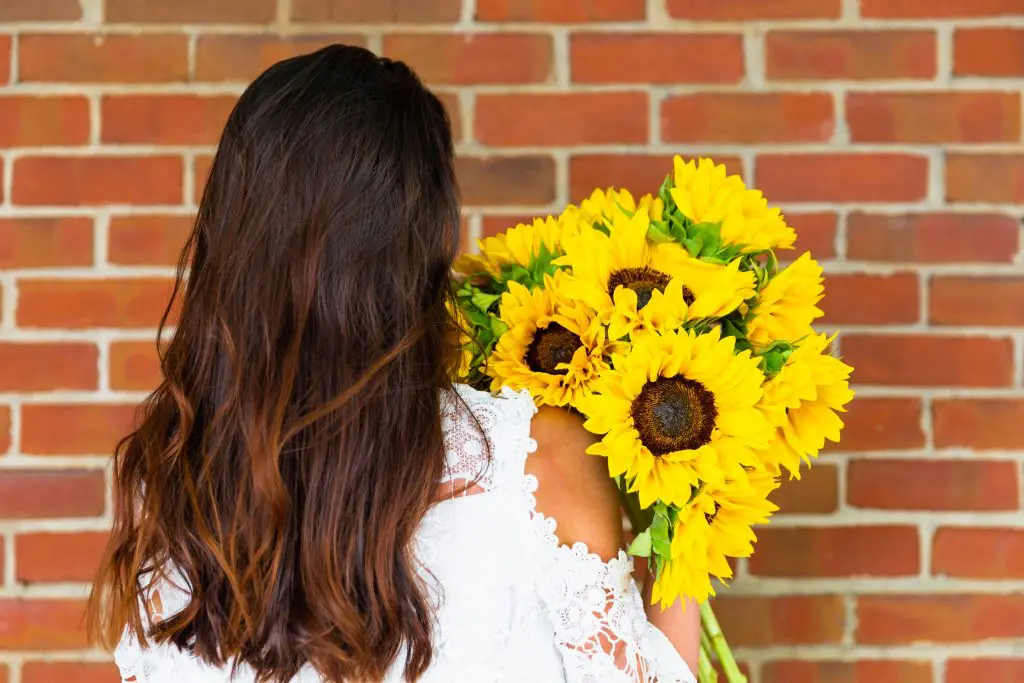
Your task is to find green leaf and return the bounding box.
[648,220,675,244]
[466,309,491,328]
[658,172,674,206]
[471,291,501,312]
[691,221,722,257]
[762,350,785,375]
[628,530,653,558]
[490,317,509,337]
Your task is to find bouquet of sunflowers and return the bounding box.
[453,157,854,683]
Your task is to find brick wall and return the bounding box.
[0,1,1022,682]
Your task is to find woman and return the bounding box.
[88,45,699,683]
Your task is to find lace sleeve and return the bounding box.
[537,544,697,683]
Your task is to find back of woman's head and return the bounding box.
[88,44,461,682]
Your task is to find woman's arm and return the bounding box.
[642,576,701,675]
[527,404,700,679]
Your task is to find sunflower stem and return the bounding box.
[698,629,718,683]
[701,602,746,682]
[616,476,654,535]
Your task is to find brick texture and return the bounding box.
[1,2,1022,677]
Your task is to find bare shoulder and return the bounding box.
[524,404,624,561]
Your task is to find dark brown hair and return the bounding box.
[88,44,461,682]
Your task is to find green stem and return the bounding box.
[701,602,746,683]
[615,475,653,534]
[698,630,718,683]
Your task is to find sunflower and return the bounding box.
[746,252,824,347]
[557,207,756,340]
[670,157,795,253]
[759,333,854,479]
[487,273,619,407]
[446,298,475,381]
[651,471,779,607]
[454,210,581,279]
[572,187,664,228]
[575,326,773,510]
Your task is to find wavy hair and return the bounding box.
[87,45,461,682]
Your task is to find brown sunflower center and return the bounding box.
[526,323,582,375]
[630,376,718,455]
[607,266,694,309]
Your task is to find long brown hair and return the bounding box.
[88,45,461,682]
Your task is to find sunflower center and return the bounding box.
[607,267,694,309]
[526,323,582,375]
[630,376,718,455]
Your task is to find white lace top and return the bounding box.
[114,383,696,683]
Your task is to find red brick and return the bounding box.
[0,470,105,519]
[837,397,925,452]
[572,34,743,84]
[102,95,236,145]
[931,277,1024,327]
[787,213,837,260]
[947,659,1024,683]
[821,273,919,325]
[0,0,81,20]
[768,463,838,514]
[195,35,367,81]
[22,662,119,683]
[858,594,1024,644]
[0,406,9,454]
[0,343,97,392]
[194,154,214,204]
[568,154,743,205]
[934,399,1024,450]
[108,214,193,266]
[955,29,1024,77]
[847,212,1019,263]
[862,0,1024,17]
[849,92,1020,143]
[0,36,10,84]
[668,0,839,19]
[848,460,1019,511]
[21,404,137,455]
[292,0,461,22]
[766,30,936,81]
[438,92,462,142]
[17,278,176,329]
[385,33,551,85]
[19,34,188,83]
[0,217,93,268]
[0,96,89,146]
[933,528,1024,579]
[477,0,645,21]
[16,532,109,583]
[663,93,832,143]
[106,0,275,23]
[750,526,919,577]
[947,154,1024,203]
[110,341,163,391]
[714,595,845,646]
[756,154,928,203]
[762,660,932,683]
[13,156,183,206]
[0,599,88,650]
[458,156,556,206]
[841,334,1013,387]
[476,93,648,146]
